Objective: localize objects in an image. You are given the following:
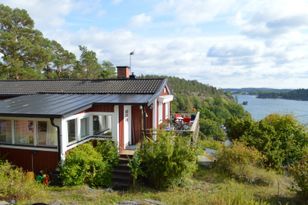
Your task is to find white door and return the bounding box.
[123,105,131,147]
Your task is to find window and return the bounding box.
[37,121,47,145]
[80,118,89,138]
[36,121,57,146]
[93,115,112,135]
[0,120,12,143]
[67,119,76,143]
[15,120,34,145]
[93,115,101,135]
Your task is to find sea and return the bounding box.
[235,95,308,126]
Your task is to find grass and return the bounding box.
[19,166,306,205]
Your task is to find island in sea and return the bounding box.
[224,88,308,101]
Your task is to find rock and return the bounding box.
[49,200,62,205]
[117,200,141,205]
[144,199,165,205]
[0,201,10,205]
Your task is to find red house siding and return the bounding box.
[84,104,114,112]
[119,105,124,151]
[0,147,58,173]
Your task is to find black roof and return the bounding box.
[0,94,154,118]
[0,79,166,95]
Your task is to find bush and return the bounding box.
[138,131,197,189]
[95,140,119,167]
[0,161,45,200]
[216,141,276,185]
[226,114,307,170]
[289,154,308,199]
[199,138,224,151]
[60,141,118,187]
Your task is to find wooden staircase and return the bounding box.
[112,154,133,189]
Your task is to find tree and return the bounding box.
[101,60,116,78]
[0,4,51,79]
[0,4,76,80]
[44,40,76,79]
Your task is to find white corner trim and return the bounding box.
[158,95,174,103]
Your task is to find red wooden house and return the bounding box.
[0,66,173,172]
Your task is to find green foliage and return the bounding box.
[60,141,118,187]
[289,154,308,199]
[138,131,197,188]
[198,138,224,151]
[0,4,77,80]
[144,75,249,139]
[0,161,45,200]
[128,152,143,188]
[200,118,226,140]
[95,140,119,167]
[226,114,308,170]
[258,88,308,101]
[215,141,277,185]
[0,4,116,80]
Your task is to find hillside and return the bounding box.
[143,75,248,139]
[224,88,292,95]
[258,89,308,101]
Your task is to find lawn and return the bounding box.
[21,166,304,205]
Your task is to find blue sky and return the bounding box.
[1,0,308,88]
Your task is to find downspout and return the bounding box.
[50,118,62,163]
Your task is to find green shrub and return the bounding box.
[216,141,276,185]
[289,154,308,199]
[199,138,224,151]
[95,140,119,167]
[138,131,197,189]
[226,114,307,170]
[0,161,45,200]
[216,141,264,169]
[60,141,118,187]
[128,151,143,188]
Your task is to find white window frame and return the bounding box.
[0,117,58,149]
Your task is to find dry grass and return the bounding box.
[20,166,305,205]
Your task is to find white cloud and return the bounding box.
[129,13,152,27]
[156,0,237,25]
[234,0,308,38]
[1,0,308,88]
[1,0,73,29]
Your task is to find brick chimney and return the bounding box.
[117,66,131,79]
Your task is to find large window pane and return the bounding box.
[80,118,89,138]
[15,120,34,145]
[0,120,12,143]
[37,121,47,145]
[93,115,101,135]
[48,125,57,146]
[93,115,112,135]
[67,119,76,143]
[37,121,57,146]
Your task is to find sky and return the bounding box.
[1,0,308,88]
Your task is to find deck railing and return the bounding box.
[143,111,200,145]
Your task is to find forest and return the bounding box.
[258,89,308,101]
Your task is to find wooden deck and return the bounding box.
[119,149,135,156]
